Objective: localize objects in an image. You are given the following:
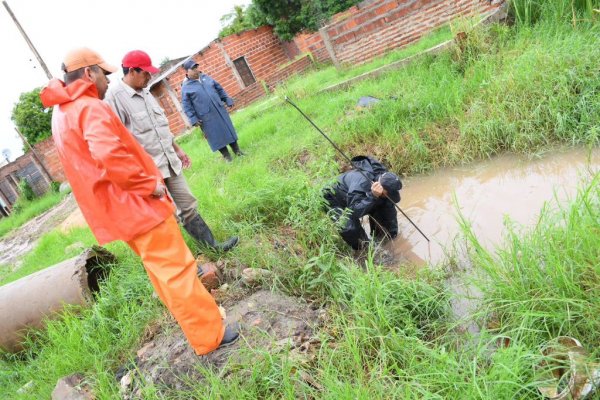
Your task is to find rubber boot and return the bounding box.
[183,214,239,252]
[218,322,240,348]
[230,141,245,156]
[218,147,233,162]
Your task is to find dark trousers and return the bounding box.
[218,141,242,160]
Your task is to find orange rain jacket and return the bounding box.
[40,79,175,244]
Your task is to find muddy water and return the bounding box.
[387,147,600,266]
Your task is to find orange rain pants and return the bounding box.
[127,215,225,355]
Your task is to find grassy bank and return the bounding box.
[0,191,65,239]
[2,10,600,399]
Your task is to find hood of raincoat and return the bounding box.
[40,78,99,108]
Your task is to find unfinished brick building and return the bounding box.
[149,0,503,135]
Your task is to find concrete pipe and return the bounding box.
[0,246,115,353]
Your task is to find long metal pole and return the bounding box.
[285,96,430,243]
[2,0,53,80]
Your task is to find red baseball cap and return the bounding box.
[122,50,160,74]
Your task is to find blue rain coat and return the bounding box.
[181,75,238,152]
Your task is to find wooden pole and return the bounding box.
[2,0,53,80]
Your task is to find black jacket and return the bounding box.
[328,156,400,236]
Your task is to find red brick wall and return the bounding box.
[296,0,504,66]
[0,137,66,187]
[0,138,63,205]
[293,31,330,63]
[231,82,268,110]
[232,54,316,110]
[164,26,291,101]
[150,83,188,136]
[33,137,65,182]
[264,54,315,91]
[221,26,291,89]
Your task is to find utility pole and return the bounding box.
[2,0,53,80]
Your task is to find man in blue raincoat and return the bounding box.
[181,59,244,162]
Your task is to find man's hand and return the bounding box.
[371,181,385,198]
[175,148,191,169]
[194,121,202,128]
[173,142,191,169]
[151,181,167,198]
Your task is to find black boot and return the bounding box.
[183,214,239,252]
[229,141,244,156]
[218,147,233,162]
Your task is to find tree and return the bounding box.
[252,0,361,41]
[159,57,171,69]
[11,87,52,148]
[218,4,268,37]
[218,0,361,41]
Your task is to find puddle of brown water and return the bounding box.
[387,147,600,266]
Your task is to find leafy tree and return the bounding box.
[219,0,361,41]
[219,4,268,37]
[252,0,361,41]
[11,87,52,148]
[159,57,171,69]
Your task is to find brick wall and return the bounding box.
[33,137,65,182]
[231,82,268,110]
[0,139,62,207]
[264,54,315,91]
[293,31,330,63]
[150,83,188,136]
[295,0,504,66]
[221,26,291,89]
[233,54,316,109]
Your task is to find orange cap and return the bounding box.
[62,47,117,74]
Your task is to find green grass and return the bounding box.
[0,191,66,239]
[509,0,600,25]
[2,8,600,399]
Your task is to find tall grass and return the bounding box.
[464,175,600,348]
[509,0,599,25]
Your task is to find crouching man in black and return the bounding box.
[323,156,402,250]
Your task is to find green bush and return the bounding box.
[50,181,60,193]
[17,179,35,201]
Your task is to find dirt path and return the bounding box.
[0,194,79,268]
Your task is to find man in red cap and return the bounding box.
[105,50,238,255]
[40,47,239,356]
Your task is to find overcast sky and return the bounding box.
[0,0,251,161]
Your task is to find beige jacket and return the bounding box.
[105,80,182,178]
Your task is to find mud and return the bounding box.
[0,194,79,268]
[118,290,321,397]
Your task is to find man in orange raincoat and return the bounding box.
[40,48,238,355]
